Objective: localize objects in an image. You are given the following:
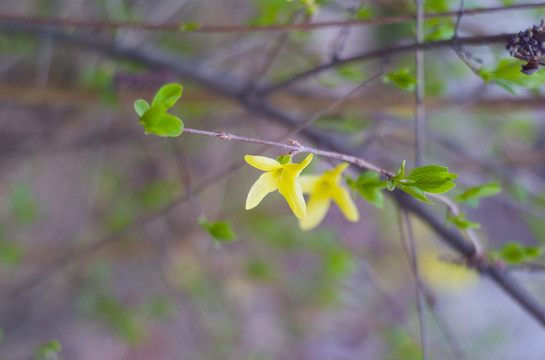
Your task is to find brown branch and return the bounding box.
[0,3,543,34]
[260,33,512,94]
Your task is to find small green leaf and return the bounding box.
[387,180,396,191]
[347,171,387,208]
[409,175,456,193]
[139,105,167,130]
[133,99,150,117]
[382,68,417,91]
[407,165,448,179]
[523,246,542,259]
[0,241,24,266]
[35,340,62,360]
[178,22,202,31]
[492,79,518,95]
[276,154,291,165]
[354,7,372,19]
[500,242,526,264]
[446,212,481,230]
[9,183,40,226]
[455,182,501,206]
[151,83,183,108]
[336,64,365,83]
[397,184,433,204]
[392,159,406,183]
[154,114,184,137]
[199,219,237,242]
[140,109,184,137]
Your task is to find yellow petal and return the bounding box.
[330,162,350,182]
[246,171,280,210]
[244,155,282,171]
[278,175,306,219]
[283,153,313,177]
[299,194,331,230]
[331,187,359,222]
[297,175,320,194]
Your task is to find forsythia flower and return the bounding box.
[245,154,313,219]
[297,162,359,230]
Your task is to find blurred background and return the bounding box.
[1,0,545,359]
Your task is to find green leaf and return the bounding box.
[199,219,237,242]
[409,175,456,193]
[382,68,417,91]
[178,22,202,31]
[151,83,183,108]
[354,6,372,19]
[492,79,518,95]
[523,246,542,259]
[139,105,166,129]
[406,165,448,179]
[154,114,184,137]
[276,154,291,165]
[455,182,501,206]
[392,159,406,182]
[336,64,365,83]
[446,212,481,230]
[347,171,387,208]
[387,180,396,191]
[0,241,24,266]
[397,184,433,204]
[9,183,40,226]
[500,242,526,264]
[35,340,62,360]
[133,99,150,117]
[140,110,184,137]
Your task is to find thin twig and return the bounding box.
[259,33,512,94]
[414,0,426,167]
[427,193,483,257]
[0,3,543,33]
[182,127,394,178]
[400,210,429,360]
[453,0,466,37]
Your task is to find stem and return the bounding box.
[181,127,395,178]
[401,211,429,360]
[414,0,426,167]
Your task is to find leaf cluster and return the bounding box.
[134,84,184,137]
[387,161,458,204]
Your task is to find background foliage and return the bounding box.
[1,0,545,359]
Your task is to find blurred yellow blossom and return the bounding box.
[298,162,359,230]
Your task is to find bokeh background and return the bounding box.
[1,0,545,359]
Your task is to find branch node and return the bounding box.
[218,132,232,140]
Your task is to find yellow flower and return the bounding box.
[245,154,313,219]
[298,162,359,230]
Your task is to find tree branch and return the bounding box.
[0,2,542,33]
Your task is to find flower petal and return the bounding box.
[299,194,331,230]
[330,162,350,182]
[283,153,313,177]
[278,175,306,219]
[246,171,280,210]
[297,175,320,194]
[331,187,359,222]
[245,155,282,171]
